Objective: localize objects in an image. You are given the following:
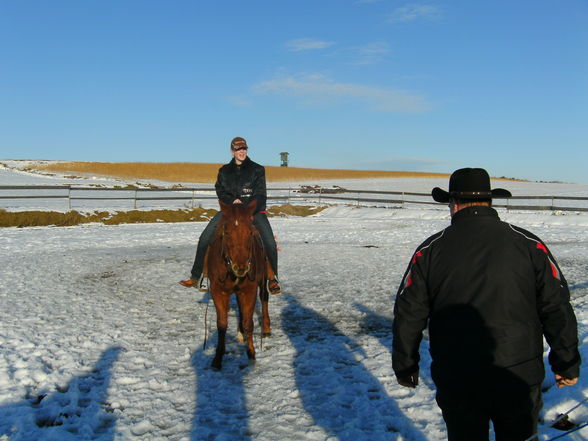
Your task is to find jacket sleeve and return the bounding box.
[215,167,235,205]
[392,247,430,378]
[534,240,581,379]
[252,165,267,209]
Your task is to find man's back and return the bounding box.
[394,205,579,388]
[426,205,550,386]
[392,168,580,441]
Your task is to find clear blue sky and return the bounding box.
[1,1,587,183]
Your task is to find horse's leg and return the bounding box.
[236,328,245,343]
[259,281,272,337]
[238,290,256,363]
[236,294,245,343]
[211,293,229,370]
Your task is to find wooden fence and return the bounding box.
[1,185,588,212]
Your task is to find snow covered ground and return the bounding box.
[1,163,588,440]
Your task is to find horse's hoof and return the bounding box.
[262,331,272,337]
[211,360,222,371]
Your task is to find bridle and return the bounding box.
[219,220,257,282]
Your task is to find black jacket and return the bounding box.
[392,206,580,388]
[215,157,267,213]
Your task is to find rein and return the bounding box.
[218,222,258,283]
[202,292,211,350]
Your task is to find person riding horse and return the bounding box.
[180,136,281,295]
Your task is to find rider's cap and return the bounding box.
[230,137,248,150]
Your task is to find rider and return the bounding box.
[180,136,281,294]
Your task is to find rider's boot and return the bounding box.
[265,262,282,295]
[179,275,209,292]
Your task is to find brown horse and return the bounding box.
[206,199,271,370]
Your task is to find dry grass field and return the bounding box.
[34,161,450,183]
[0,205,325,228]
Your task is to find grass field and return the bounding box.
[34,161,450,183]
[0,205,326,228]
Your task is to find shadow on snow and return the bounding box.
[570,282,588,292]
[282,295,428,441]
[354,302,438,392]
[191,332,252,441]
[354,302,393,346]
[0,346,121,441]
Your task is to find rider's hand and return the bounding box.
[555,374,578,388]
[233,199,243,204]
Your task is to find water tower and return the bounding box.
[280,152,289,167]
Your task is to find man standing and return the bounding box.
[392,168,580,441]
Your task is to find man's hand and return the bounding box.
[233,199,243,204]
[555,374,578,388]
[397,371,419,388]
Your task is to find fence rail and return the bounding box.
[1,185,588,212]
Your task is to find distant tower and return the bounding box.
[280,152,289,167]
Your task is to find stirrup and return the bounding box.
[198,276,209,292]
[267,278,282,295]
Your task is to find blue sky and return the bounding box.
[1,1,587,183]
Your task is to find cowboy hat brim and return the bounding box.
[432,187,512,203]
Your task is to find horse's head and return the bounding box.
[219,200,258,278]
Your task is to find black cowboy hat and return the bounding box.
[432,168,512,203]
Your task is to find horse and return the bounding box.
[205,199,271,370]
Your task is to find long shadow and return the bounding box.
[0,346,121,440]
[282,295,428,441]
[354,302,393,346]
[570,282,588,291]
[191,329,252,441]
[353,303,436,391]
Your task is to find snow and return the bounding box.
[1,162,588,440]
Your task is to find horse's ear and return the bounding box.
[219,200,231,214]
[246,199,257,217]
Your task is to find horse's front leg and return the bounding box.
[238,292,256,364]
[237,301,245,343]
[212,293,229,370]
[259,282,272,337]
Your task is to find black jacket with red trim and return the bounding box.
[392,205,580,388]
[215,157,267,213]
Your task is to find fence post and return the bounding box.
[288,186,291,205]
[134,189,137,210]
[68,185,71,211]
[357,192,360,206]
[318,187,322,206]
[191,190,195,209]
